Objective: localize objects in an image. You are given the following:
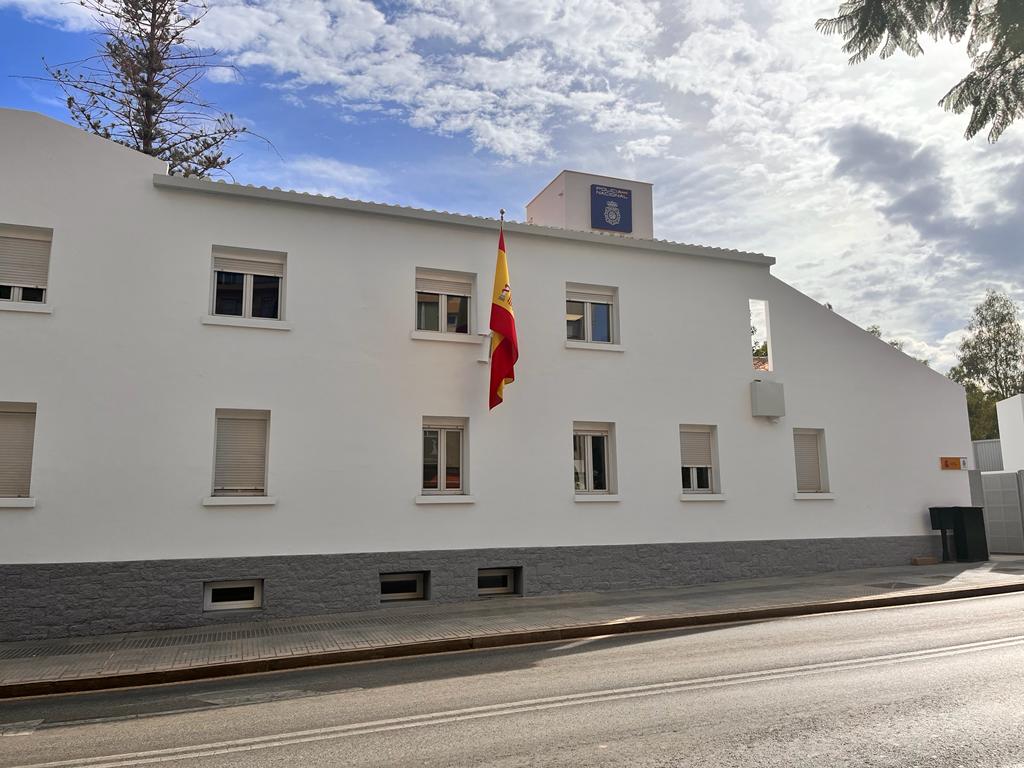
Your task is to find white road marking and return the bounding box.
[0,721,43,736]
[10,633,1024,768]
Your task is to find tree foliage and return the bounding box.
[44,0,245,176]
[963,383,1000,439]
[817,1,1024,142]
[948,290,1024,400]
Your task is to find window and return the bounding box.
[681,425,718,494]
[380,572,427,601]
[211,247,286,320]
[415,270,473,334]
[0,224,52,305]
[422,417,467,495]
[478,567,520,596]
[203,579,263,611]
[213,409,270,497]
[749,299,772,371]
[566,284,618,343]
[794,428,828,493]
[0,402,36,498]
[573,422,616,494]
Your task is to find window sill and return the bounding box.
[202,496,277,507]
[202,315,291,331]
[679,493,726,502]
[0,497,36,508]
[410,330,483,345]
[574,494,621,503]
[0,302,52,315]
[565,340,624,353]
[415,495,476,504]
[793,493,834,501]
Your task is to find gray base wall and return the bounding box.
[0,535,941,642]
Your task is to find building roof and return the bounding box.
[153,174,774,267]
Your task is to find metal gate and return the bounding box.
[978,471,1024,554]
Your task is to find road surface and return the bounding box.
[3,593,1024,766]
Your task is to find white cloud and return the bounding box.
[206,66,240,84]
[617,135,672,161]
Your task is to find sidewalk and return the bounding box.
[4,557,1024,698]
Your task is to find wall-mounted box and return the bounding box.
[751,380,785,418]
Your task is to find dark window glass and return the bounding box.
[445,429,461,490]
[210,586,255,603]
[446,295,470,333]
[381,577,422,596]
[417,292,440,331]
[591,303,612,342]
[422,429,439,489]
[573,433,587,491]
[478,573,510,590]
[566,301,585,340]
[696,467,711,490]
[251,275,281,319]
[682,467,693,490]
[591,435,608,491]
[20,287,45,303]
[0,286,11,300]
[214,271,245,316]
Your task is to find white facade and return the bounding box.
[0,109,972,571]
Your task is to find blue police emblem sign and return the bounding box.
[590,185,633,233]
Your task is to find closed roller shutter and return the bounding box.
[213,249,285,278]
[680,429,712,467]
[0,234,51,289]
[416,274,471,296]
[794,431,822,493]
[566,290,614,304]
[214,412,268,494]
[0,409,36,497]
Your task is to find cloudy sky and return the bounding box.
[2,0,1021,370]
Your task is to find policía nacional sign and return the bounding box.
[590,184,633,233]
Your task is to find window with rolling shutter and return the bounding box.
[210,247,286,320]
[565,283,617,343]
[414,269,473,334]
[680,425,716,493]
[213,410,269,496]
[0,225,53,304]
[0,403,36,498]
[793,429,826,493]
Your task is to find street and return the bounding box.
[4,593,1024,767]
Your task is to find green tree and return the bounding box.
[963,383,1000,440]
[948,290,1024,399]
[43,0,246,176]
[817,1,1024,142]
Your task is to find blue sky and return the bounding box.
[2,0,1022,370]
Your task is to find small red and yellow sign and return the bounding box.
[940,457,968,470]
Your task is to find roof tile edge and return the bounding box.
[152,174,774,267]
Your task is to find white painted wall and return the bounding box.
[0,109,972,564]
[526,170,654,239]
[997,395,1024,471]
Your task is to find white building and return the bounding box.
[0,109,972,641]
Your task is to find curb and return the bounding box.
[4,580,1024,699]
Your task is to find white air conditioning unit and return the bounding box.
[751,379,785,418]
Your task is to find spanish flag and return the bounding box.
[489,225,518,409]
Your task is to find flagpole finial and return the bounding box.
[499,208,506,222]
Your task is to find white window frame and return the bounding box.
[793,428,830,494]
[0,286,46,304]
[680,425,719,495]
[203,579,263,611]
[210,246,287,321]
[573,421,616,495]
[566,284,618,344]
[415,269,474,335]
[212,409,270,498]
[422,418,467,495]
[380,571,427,601]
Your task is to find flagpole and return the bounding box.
[488,209,505,363]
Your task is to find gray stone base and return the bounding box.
[0,535,941,642]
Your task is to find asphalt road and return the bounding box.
[4,593,1024,767]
